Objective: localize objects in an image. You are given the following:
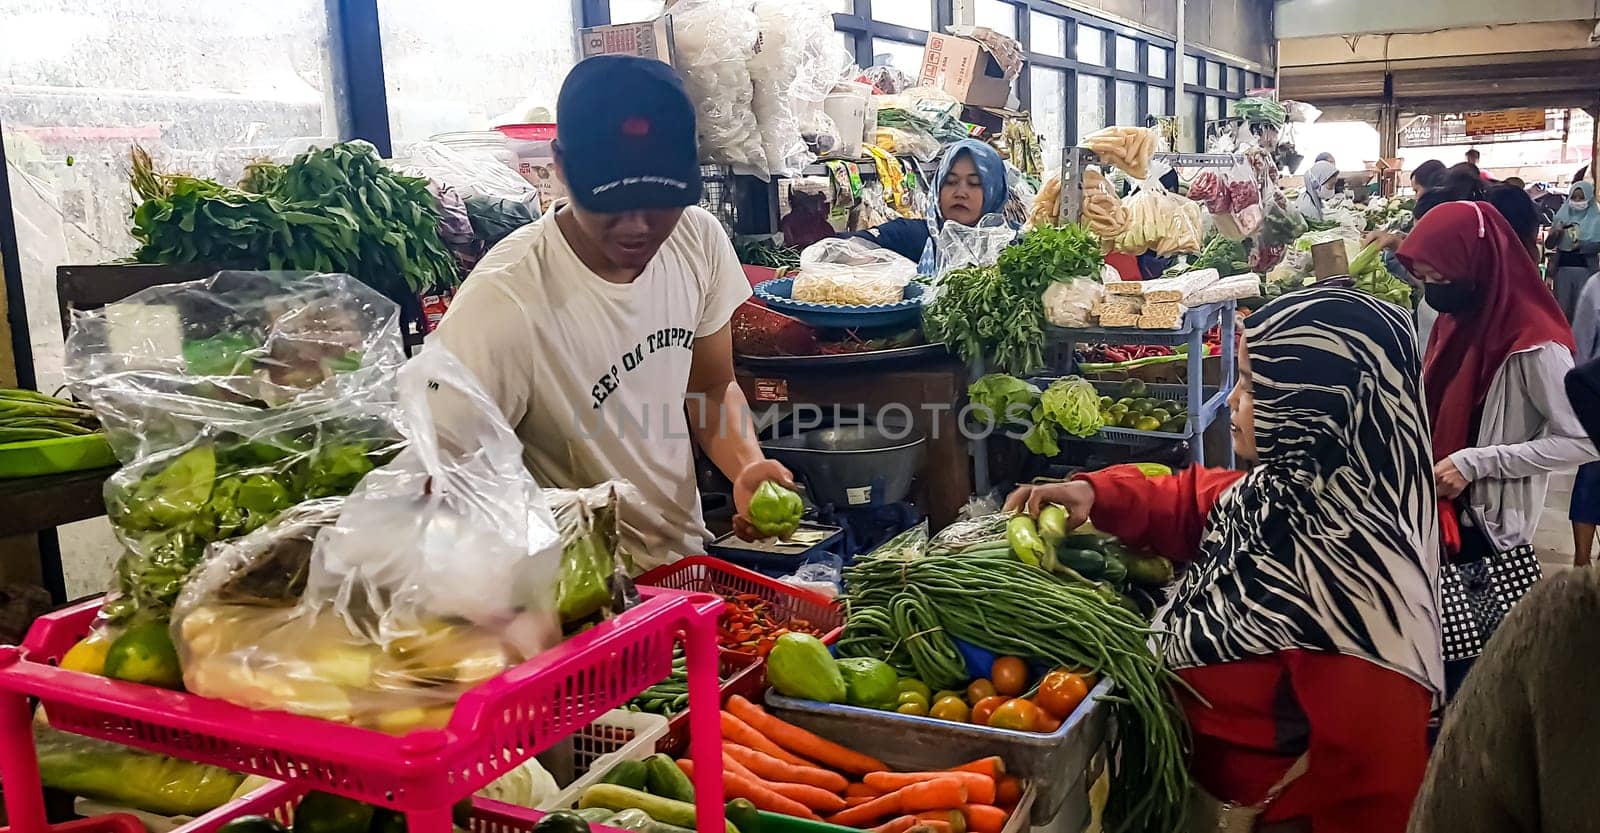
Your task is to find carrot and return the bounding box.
[949,757,1005,779]
[993,775,1020,808]
[827,780,968,828]
[847,796,880,807]
[917,810,965,833]
[725,695,887,775]
[827,793,903,828]
[868,817,921,833]
[863,772,995,805]
[725,743,850,793]
[721,710,814,768]
[896,779,968,814]
[959,805,1008,833]
[723,751,845,814]
[846,783,884,798]
[678,758,820,820]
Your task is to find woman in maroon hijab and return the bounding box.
[1396,201,1597,694]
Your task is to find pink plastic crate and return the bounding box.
[173,781,624,833]
[0,588,728,833]
[0,815,144,833]
[636,557,844,662]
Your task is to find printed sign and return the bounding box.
[1464,109,1547,137]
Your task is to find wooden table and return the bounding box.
[0,468,114,602]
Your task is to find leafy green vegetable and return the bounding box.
[996,224,1104,292]
[1349,242,1412,307]
[967,373,1039,427]
[129,143,458,312]
[1020,376,1104,458]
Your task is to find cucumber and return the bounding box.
[534,811,593,833]
[724,800,761,833]
[579,784,740,833]
[645,753,695,802]
[573,809,617,824]
[1061,532,1108,552]
[1057,547,1107,576]
[601,759,650,791]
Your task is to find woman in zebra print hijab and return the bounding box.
[1008,288,1443,831]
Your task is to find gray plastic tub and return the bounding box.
[765,677,1115,825]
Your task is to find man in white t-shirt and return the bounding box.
[433,55,792,568]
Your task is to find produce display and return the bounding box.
[0,389,100,442]
[1021,377,1104,457]
[1236,96,1286,128]
[831,525,1188,833]
[925,224,1103,375]
[791,239,916,307]
[1097,379,1190,435]
[1113,188,1204,258]
[1078,167,1129,245]
[130,143,459,311]
[586,696,1026,833]
[1348,242,1413,307]
[966,374,1039,428]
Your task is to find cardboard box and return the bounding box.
[578,15,674,62]
[918,34,1013,108]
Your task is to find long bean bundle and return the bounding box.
[843,538,1190,833]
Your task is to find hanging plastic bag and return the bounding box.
[1080,126,1156,180]
[172,348,570,732]
[1116,181,1204,257]
[1080,166,1129,246]
[792,237,918,305]
[750,0,844,176]
[671,0,768,173]
[64,271,407,629]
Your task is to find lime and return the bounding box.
[1098,396,1115,409]
[1134,416,1162,432]
[1149,408,1171,423]
[103,621,184,690]
[1120,413,1142,429]
[1121,379,1148,398]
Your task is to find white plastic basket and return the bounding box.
[540,709,670,810]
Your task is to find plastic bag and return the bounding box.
[672,0,768,173]
[391,141,540,214]
[1116,183,1204,257]
[35,723,244,816]
[1080,126,1156,180]
[873,126,942,162]
[792,237,917,305]
[308,347,565,651]
[1080,166,1129,245]
[1042,279,1106,328]
[932,215,1017,279]
[64,271,407,627]
[750,0,844,176]
[548,482,641,614]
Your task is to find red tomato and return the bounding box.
[1035,671,1090,719]
[990,656,1027,696]
[987,698,1042,732]
[1036,711,1063,733]
[970,695,1010,726]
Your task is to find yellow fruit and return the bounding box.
[104,621,184,690]
[59,633,113,675]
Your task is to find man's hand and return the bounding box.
[1363,229,1405,252]
[1003,481,1096,530]
[732,458,798,540]
[1434,457,1469,500]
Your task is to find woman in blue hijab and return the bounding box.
[1549,181,1600,321]
[842,139,1008,265]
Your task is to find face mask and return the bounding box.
[1424,282,1478,314]
[1572,199,1590,212]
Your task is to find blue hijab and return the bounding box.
[931,139,1009,225]
[1555,182,1600,244]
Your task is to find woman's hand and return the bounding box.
[1363,229,1405,252]
[1434,458,1469,500]
[732,459,797,541]
[1003,481,1096,530]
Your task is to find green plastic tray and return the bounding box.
[0,433,117,479]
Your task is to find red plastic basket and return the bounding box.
[636,557,844,663]
[0,588,729,833]
[655,652,766,759]
[171,781,624,833]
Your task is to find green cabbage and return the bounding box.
[967,374,1039,427]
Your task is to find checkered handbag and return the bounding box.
[1438,503,1543,662]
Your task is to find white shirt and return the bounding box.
[433,204,751,568]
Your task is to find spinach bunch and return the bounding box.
[130,143,457,312]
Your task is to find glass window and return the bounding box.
[975,0,1015,38]
[1230,67,1245,93]
[1076,26,1106,65]
[872,0,931,30]
[1145,86,1168,117]
[1115,36,1139,73]
[381,0,576,146]
[872,38,927,72]
[1076,73,1107,138]
[1030,12,1065,57]
[610,0,664,23]
[1226,98,1239,117]
[1184,56,1200,86]
[1146,45,1169,79]
[1116,80,1139,123]
[840,31,857,63]
[824,0,855,12]
[1029,67,1065,161]
[1208,61,1225,89]
[2,0,338,395]
[1206,96,1222,123]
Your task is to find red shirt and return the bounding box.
[1079,465,1431,832]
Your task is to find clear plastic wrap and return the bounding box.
[1115,183,1204,257]
[791,237,917,305]
[35,723,245,816]
[932,215,1017,279]
[671,0,769,172]
[64,271,407,627]
[170,348,575,733]
[750,0,845,176]
[547,481,641,614]
[1080,166,1129,245]
[1042,279,1106,328]
[391,141,541,214]
[1080,126,1156,180]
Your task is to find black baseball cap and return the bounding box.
[556,55,702,213]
